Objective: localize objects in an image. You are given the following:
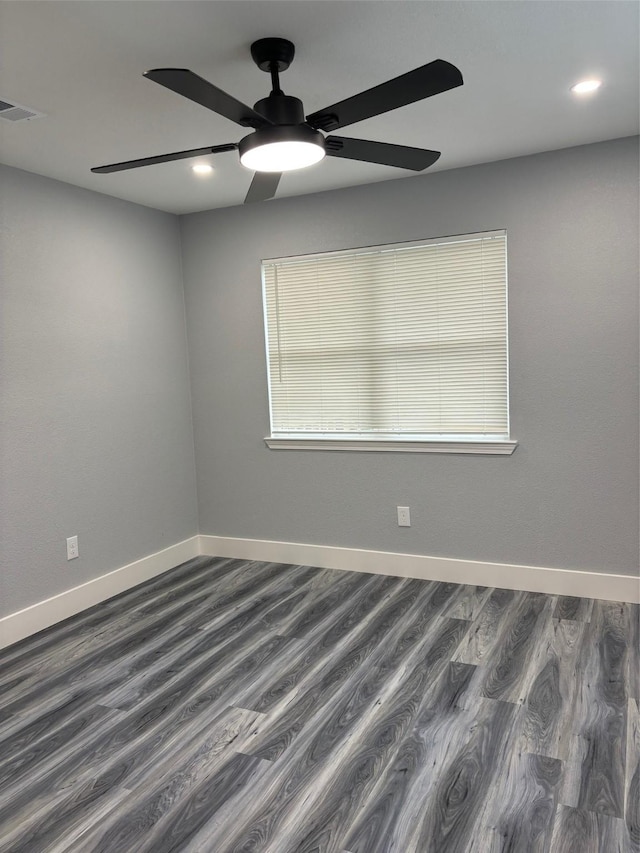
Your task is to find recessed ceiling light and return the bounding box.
[571,79,602,95]
[192,163,213,175]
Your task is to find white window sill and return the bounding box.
[264,437,518,455]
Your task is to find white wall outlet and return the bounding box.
[66,535,79,560]
[397,506,411,527]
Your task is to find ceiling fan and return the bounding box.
[92,37,463,203]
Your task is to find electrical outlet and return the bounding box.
[66,535,79,560]
[397,506,411,527]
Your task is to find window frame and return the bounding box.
[261,230,517,455]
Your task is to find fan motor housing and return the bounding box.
[254,94,305,126]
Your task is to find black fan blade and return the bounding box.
[244,171,281,203]
[92,144,237,174]
[144,68,272,130]
[306,59,463,132]
[325,136,440,171]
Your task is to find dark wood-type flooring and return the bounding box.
[0,556,638,852]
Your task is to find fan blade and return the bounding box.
[306,59,463,132]
[325,136,440,171]
[244,171,281,203]
[91,144,237,174]
[144,68,272,129]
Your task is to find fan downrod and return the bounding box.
[250,38,295,73]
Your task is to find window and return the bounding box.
[262,230,516,454]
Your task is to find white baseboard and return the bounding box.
[3,533,637,651]
[198,534,640,604]
[0,536,201,650]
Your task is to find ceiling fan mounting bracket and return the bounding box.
[250,38,295,73]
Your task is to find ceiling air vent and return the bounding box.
[0,98,46,122]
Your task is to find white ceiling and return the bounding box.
[1,1,638,214]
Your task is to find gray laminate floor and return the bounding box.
[0,557,638,852]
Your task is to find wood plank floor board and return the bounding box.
[549,804,630,853]
[629,603,640,706]
[86,565,327,716]
[0,647,290,853]
[235,576,422,713]
[106,558,295,623]
[466,745,563,853]
[230,575,407,720]
[553,595,594,623]
[253,567,362,634]
[231,581,430,762]
[245,620,473,853]
[199,605,469,850]
[440,583,492,621]
[340,663,478,853]
[0,702,115,795]
[130,558,268,617]
[235,579,451,755]
[0,604,239,756]
[0,599,216,714]
[205,617,468,852]
[519,617,587,760]
[0,558,637,852]
[66,707,268,853]
[96,556,235,615]
[406,698,518,853]
[625,698,640,850]
[0,627,291,829]
[0,557,232,681]
[177,562,323,636]
[271,569,391,641]
[566,600,631,819]
[0,690,113,769]
[452,585,524,666]
[97,568,326,712]
[479,591,555,704]
[5,782,133,853]
[0,606,164,708]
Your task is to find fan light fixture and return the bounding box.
[91,37,464,204]
[239,125,325,173]
[571,79,602,94]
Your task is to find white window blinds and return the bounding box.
[262,231,509,440]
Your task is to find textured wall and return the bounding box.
[181,137,639,576]
[0,166,198,616]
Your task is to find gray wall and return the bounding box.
[2,137,637,621]
[0,166,198,617]
[181,137,639,576]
